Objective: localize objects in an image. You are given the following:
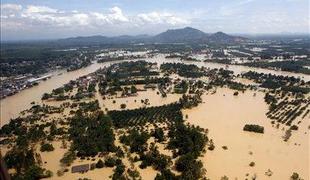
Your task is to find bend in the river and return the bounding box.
[1,54,309,126]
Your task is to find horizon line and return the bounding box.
[1,30,310,42]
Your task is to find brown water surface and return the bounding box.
[183,88,309,179]
[1,55,309,126]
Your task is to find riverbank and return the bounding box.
[1,55,310,126]
[1,60,308,180]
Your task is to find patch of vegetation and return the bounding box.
[106,61,159,79]
[108,103,183,128]
[160,63,205,78]
[175,153,206,179]
[60,150,76,166]
[168,123,208,158]
[40,143,55,152]
[244,60,310,75]
[120,129,150,153]
[243,124,264,133]
[139,143,172,171]
[68,111,116,157]
[96,159,104,168]
[174,80,188,94]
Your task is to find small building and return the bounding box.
[71,164,90,173]
[27,74,52,83]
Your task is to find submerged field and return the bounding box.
[0,60,309,180]
[184,88,309,179]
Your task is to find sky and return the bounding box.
[1,0,309,40]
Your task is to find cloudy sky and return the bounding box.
[1,0,309,40]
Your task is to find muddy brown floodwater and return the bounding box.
[1,55,309,126]
[0,55,309,179]
[183,88,309,179]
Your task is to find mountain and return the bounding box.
[61,35,109,44]
[58,34,151,46]
[208,32,247,43]
[153,27,207,43]
[58,27,248,45]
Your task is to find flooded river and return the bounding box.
[0,54,309,179]
[1,54,309,126]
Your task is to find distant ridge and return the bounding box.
[208,31,246,43]
[153,27,207,43]
[58,27,248,45]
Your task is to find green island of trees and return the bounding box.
[160,63,205,78]
[40,143,55,152]
[243,124,264,133]
[68,111,116,157]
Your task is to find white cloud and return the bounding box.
[1,3,23,19]
[90,6,129,24]
[137,12,189,25]
[1,4,22,11]
[2,2,308,36]
[1,3,187,30]
[24,5,58,14]
[72,13,89,26]
[108,6,128,22]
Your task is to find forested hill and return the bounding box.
[57,27,248,45]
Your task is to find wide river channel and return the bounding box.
[1,54,309,126]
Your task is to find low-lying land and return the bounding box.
[1,61,309,179]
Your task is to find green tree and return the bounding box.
[40,143,55,152]
[96,159,104,168]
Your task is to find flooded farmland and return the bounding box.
[1,55,309,126]
[183,88,309,179]
[0,55,309,180]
